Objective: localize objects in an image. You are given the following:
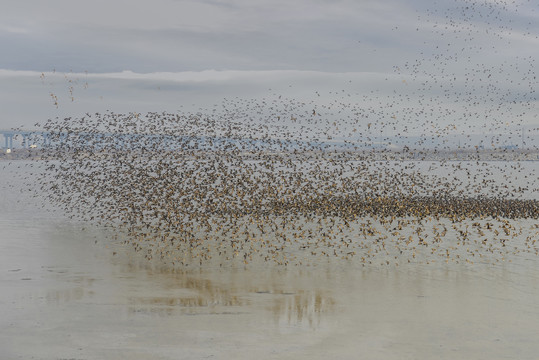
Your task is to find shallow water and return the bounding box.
[2,161,539,359]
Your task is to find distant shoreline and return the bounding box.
[1,147,539,162]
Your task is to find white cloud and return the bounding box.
[0,25,31,34]
[0,68,393,84]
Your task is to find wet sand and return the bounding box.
[2,164,539,359]
[3,219,539,359]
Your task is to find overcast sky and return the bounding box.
[1,0,539,137]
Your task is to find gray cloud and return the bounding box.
[1,0,538,133]
[0,0,438,72]
[2,0,537,73]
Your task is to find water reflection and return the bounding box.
[267,290,335,329]
[121,265,336,328]
[19,220,336,330]
[45,287,85,304]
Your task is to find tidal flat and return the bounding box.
[2,161,539,359]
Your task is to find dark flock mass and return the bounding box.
[13,0,539,267]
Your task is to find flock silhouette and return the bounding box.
[24,105,538,268]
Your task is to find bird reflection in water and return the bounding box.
[121,267,335,329]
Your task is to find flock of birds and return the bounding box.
[22,106,538,268]
[12,0,539,267]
